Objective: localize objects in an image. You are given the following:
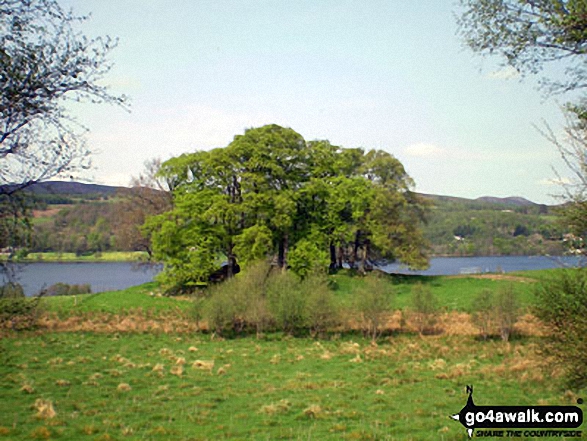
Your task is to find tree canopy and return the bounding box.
[457,0,587,95]
[0,0,125,263]
[147,124,429,293]
[0,0,125,190]
[457,1,587,256]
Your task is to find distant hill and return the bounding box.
[419,193,551,208]
[7,181,553,207]
[475,196,539,207]
[21,181,125,196]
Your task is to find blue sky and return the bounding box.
[61,0,574,204]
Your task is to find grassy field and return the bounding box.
[331,272,538,311]
[41,283,190,316]
[0,270,584,440]
[39,271,539,317]
[0,332,582,441]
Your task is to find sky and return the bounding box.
[59,0,577,204]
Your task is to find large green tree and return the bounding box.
[148,125,428,293]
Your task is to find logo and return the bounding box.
[451,386,584,438]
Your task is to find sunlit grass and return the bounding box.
[330,272,538,312]
[0,332,581,440]
[0,251,149,262]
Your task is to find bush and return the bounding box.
[471,288,494,340]
[204,261,271,336]
[266,271,306,335]
[44,283,92,296]
[534,269,587,388]
[355,274,393,340]
[302,274,340,337]
[205,277,244,335]
[410,283,439,334]
[494,284,519,342]
[0,282,25,299]
[204,263,343,337]
[0,283,41,330]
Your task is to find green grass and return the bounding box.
[41,283,193,317]
[1,251,150,263]
[0,332,583,440]
[2,270,584,439]
[330,273,538,312]
[39,271,539,320]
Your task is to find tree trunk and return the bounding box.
[282,232,288,272]
[359,240,370,275]
[351,230,361,269]
[277,233,289,271]
[337,246,344,269]
[329,243,337,271]
[226,243,235,278]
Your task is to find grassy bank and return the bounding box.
[0,251,149,263]
[38,271,540,318]
[35,270,551,324]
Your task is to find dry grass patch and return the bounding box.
[116,383,131,392]
[303,404,324,419]
[192,360,214,372]
[33,399,56,419]
[339,341,361,355]
[20,383,35,394]
[38,312,199,334]
[259,399,292,415]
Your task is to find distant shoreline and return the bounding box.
[0,251,149,263]
[1,251,569,264]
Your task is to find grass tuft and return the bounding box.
[33,399,56,419]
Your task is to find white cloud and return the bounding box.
[487,66,520,80]
[403,143,446,158]
[540,177,573,186]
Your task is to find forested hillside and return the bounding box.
[422,194,565,256]
[19,182,567,258]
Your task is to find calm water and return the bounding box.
[380,255,583,276]
[2,256,584,297]
[3,262,160,297]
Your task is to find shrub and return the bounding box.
[44,283,92,297]
[410,283,439,334]
[534,269,587,388]
[302,274,340,337]
[471,288,494,340]
[14,248,29,260]
[494,284,519,342]
[0,283,42,330]
[241,261,273,336]
[266,271,306,335]
[0,282,25,299]
[204,261,271,336]
[355,274,393,340]
[204,276,246,335]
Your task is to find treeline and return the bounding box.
[31,202,120,254]
[20,149,566,261]
[23,177,566,260]
[424,197,565,256]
